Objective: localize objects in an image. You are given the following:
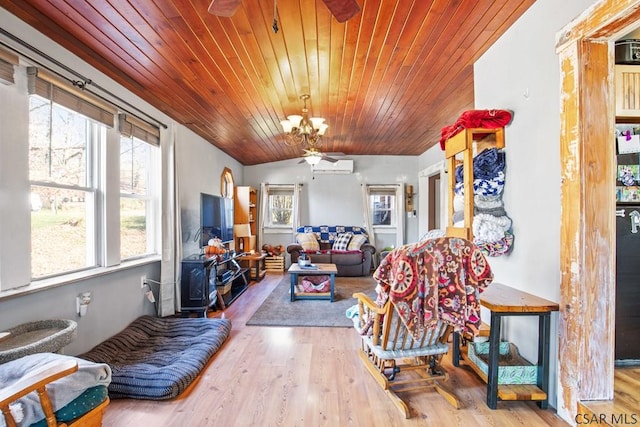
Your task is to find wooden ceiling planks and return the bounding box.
[1,0,535,165]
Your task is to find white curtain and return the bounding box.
[361,184,376,248]
[395,184,405,248]
[159,124,181,317]
[293,183,302,231]
[258,182,268,249]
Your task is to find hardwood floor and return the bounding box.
[103,273,568,426]
[578,366,640,426]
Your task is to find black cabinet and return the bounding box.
[180,253,249,316]
[180,255,217,316]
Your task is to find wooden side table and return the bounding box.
[238,253,267,281]
[453,283,559,409]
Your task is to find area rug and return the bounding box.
[246,275,377,327]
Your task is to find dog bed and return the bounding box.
[79,315,231,400]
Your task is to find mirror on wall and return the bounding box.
[221,167,234,198]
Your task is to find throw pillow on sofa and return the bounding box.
[296,232,320,251]
[332,232,353,251]
[347,234,368,250]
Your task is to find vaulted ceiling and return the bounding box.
[1,0,534,165]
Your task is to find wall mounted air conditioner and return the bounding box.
[312,159,354,174]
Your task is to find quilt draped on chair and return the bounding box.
[373,236,493,337]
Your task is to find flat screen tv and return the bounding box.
[200,193,234,247]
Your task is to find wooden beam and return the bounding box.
[556,0,640,420]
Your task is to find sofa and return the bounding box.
[287,226,376,276]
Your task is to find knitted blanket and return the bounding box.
[80,316,231,400]
[0,353,110,427]
[455,148,505,182]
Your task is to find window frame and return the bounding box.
[266,192,294,228]
[28,94,103,279]
[24,65,161,283]
[369,190,398,229]
[118,132,160,261]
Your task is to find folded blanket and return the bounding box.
[477,231,514,257]
[455,148,506,182]
[455,171,505,196]
[0,353,111,427]
[475,206,507,217]
[440,109,513,150]
[475,194,503,209]
[453,194,465,212]
[473,213,512,243]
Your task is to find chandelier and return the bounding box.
[280,94,328,147]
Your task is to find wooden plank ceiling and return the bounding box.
[1,0,534,165]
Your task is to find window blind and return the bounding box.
[119,113,160,146]
[27,67,116,127]
[0,47,18,85]
[367,185,398,196]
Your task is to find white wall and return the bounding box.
[177,126,243,258]
[244,155,420,256]
[0,7,241,354]
[418,0,597,419]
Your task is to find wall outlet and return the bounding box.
[140,275,147,288]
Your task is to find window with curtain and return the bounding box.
[27,66,160,279]
[119,114,160,260]
[266,187,294,227]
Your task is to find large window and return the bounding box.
[119,135,153,259]
[29,94,100,278]
[119,114,159,260]
[27,67,159,280]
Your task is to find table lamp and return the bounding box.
[233,223,252,253]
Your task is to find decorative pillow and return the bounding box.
[332,232,353,251]
[296,232,320,251]
[347,234,368,251]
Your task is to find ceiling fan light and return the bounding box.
[305,153,322,165]
[280,120,294,133]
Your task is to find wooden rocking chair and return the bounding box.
[352,292,460,418]
[0,359,109,427]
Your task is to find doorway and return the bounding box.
[556,0,640,416]
[418,160,447,239]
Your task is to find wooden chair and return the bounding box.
[0,359,109,427]
[352,292,460,418]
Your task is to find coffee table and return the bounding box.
[288,263,338,302]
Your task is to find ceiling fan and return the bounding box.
[208,0,361,23]
[298,146,341,165]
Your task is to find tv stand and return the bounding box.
[180,253,249,317]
